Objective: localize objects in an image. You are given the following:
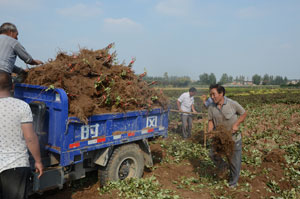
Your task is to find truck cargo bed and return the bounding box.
[14,84,168,167]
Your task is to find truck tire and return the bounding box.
[99,143,144,186]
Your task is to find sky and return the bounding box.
[0,0,299,80]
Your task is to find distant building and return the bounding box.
[244,81,253,86]
[287,79,299,85]
[227,81,253,86]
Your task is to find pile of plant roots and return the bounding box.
[24,43,168,123]
[211,125,235,159]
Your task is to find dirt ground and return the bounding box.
[30,142,211,199]
[29,136,293,199]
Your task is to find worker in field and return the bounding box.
[201,94,214,108]
[207,84,247,188]
[0,71,43,198]
[177,87,198,138]
[0,22,43,81]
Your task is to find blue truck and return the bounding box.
[14,83,169,193]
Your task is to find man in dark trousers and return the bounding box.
[0,72,43,199]
[0,22,43,79]
[207,84,247,188]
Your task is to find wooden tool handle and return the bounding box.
[170,109,203,115]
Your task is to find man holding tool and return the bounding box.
[177,87,197,138]
[207,84,247,188]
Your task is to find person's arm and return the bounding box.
[191,104,197,113]
[207,119,214,139]
[12,65,24,74]
[231,101,247,133]
[21,123,43,178]
[201,95,208,106]
[208,120,214,132]
[14,42,43,66]
[29,59,43,65]
[232,111,247,133]
[177,100,182,112]
[207,107,214,138]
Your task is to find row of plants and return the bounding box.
[96,90,300,199]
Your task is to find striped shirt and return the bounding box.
[0,34,33,74]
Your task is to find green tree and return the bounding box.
[269,75,274,84]
[252,74,261,85]
[274,76,284,85]
[284,76,288,84]
[209,73,216,85]
[199,73,209,85]
[173,76,191,87]
[218,73,229,85]
[262,74,270,85]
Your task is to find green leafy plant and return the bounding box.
[45,85,55,91]
[151,95,158,102]
[99,176,179,199]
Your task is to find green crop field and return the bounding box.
[101,87,300,199]
[31,87,300,199]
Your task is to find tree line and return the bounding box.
[143,72,291,87]
[199,73,289,85]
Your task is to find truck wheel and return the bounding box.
[99,143,144,186]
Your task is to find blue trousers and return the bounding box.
[0,167,31,199]
[210,139,242,186]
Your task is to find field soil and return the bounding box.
[30,135,296,199]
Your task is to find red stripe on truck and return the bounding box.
[69,142,80,149]
[148,128,154,133]
[128,132,135,136]
[97,138,106,143]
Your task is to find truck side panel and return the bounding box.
[14,84,169,167]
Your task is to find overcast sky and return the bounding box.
[1,0,299,80]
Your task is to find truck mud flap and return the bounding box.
[93,147,114,167]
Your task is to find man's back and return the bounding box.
[0,97,33,173]
[0,35,18,73]
[0,34,33,74]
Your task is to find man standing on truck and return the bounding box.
[207,84,247,188]
[0,71,43,198]
[0,22,43,81]
[177,87,197,138]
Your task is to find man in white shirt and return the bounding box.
[0,71,43,199]
[177,87,197,138]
